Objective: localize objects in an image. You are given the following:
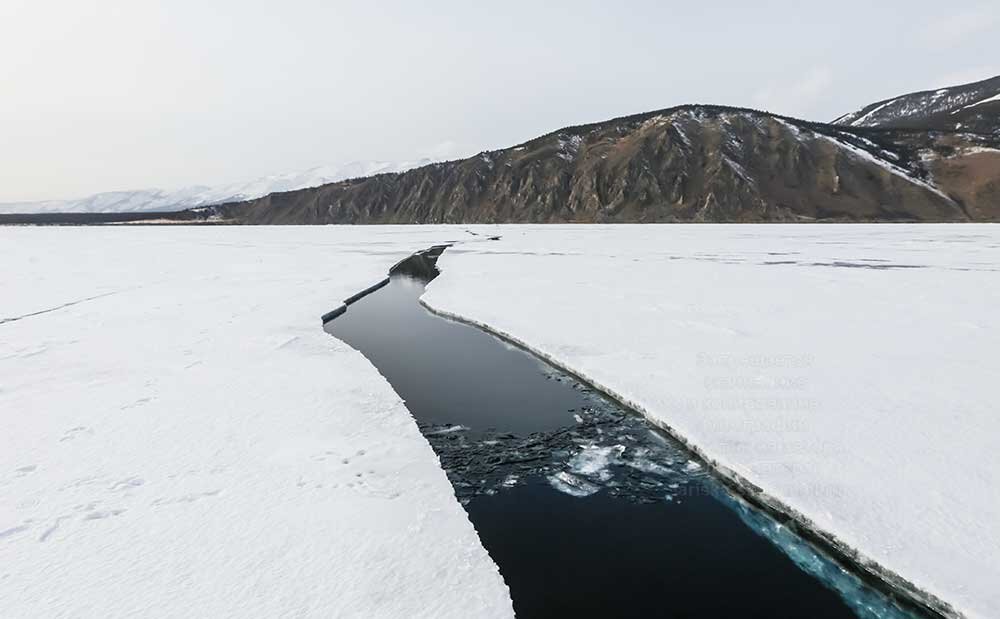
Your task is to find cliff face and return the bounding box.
[206,106,996,224]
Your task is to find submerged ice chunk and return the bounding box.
[625,446,674,476]
[626,458,673,476]
[547,471,601,497]
[683,460,703,472]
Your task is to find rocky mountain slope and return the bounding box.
[832,75,1000,134]
[198,103,998,224]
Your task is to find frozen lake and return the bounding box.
[2,224,997,618]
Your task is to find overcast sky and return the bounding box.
[2,0,998,202]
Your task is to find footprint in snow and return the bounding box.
[60,426,92,442]
[151,490,221,507]
[121,397,153,410]
[82,509,126,521]
[109,477,145,492]
[0,525,29,540]
[38,516,72,542]
[13,465,37,477]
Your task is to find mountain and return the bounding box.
[0,160,432,215]
[832,75,1000,134]
[196,103,999,224]
[5,77,998,226]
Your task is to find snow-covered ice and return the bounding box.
[0,226,512,618]
[423,224,1000,619]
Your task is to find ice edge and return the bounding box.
[417,290,960,619]
[318,244,515,615]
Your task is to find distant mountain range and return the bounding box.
[4,75,998,224]
[0,160,432,215]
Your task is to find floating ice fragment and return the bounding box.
[683,460,702,472]
[425,425,468,436]
[567,445,624,481]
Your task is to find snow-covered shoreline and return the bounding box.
[423,224,1000,619]
[0,226,513,618]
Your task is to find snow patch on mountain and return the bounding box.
[954,92,1000,114]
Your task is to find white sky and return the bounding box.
[2,0,998,202]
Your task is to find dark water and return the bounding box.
[325,249,923,619]
[324,274,581,435]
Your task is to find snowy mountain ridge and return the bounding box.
[832,74,1000,133]
[0,159,433,215]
